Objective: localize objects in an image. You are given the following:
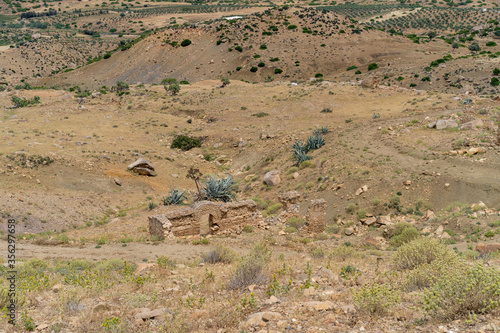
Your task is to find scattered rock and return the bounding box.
[263,170,281,186]
[475,243,500,253]
[435,119,458,130]
[127,158,156,176]
[240,312,282,330]
[467,147,486,156]
[361,76,380,89]
[459,119,483,130]
[135,263,157,276]
[265,296,280,305]
[114,178,122,186]
[303,286,316,296]
[52,284,63,293]
[344,227,354,236]
[435,225,444,236]
[136,308,170,321]
[303,301,333,311]
[425,210,435,220]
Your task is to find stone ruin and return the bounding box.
[278,191,327,233]
[149,200,263,239]
[148,192,327,239]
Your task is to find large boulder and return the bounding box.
[128,157,154,170]
[127,158,157,176]
[361,76,380,89]
[263,170,281,186]
[435,119,458,130]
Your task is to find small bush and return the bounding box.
[227,242,270,289]
[243,225,253,233]
[347,65,358,71]
[325,223,340,234]
[298,160,315,170]
[394,238,454,270]
[491,77,500,87]
[157,256,176,269]
[368,63,379,71]
[389,223,420,247]
[310,247,325,258]
[321,107,332,113]
[202,244,237,264]
[11,96,40,108]
[422,263,500,320]
[250,67,258,72]
[171,135,201,151]
[266,203,283,215]
[259,44,267,50]
[274,68,283,74]
[180,39,191,47]
[330,245,358,261]
[353,283,401,315]
[287,217,306,230]
[346,203,357,214]
[284,226,297,233]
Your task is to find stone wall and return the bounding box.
[303,199,327,233]
[149,200,263,239]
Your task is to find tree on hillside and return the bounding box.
[428,31,437,39]
[165,83,180,95]
[452,42,459,53]
[468,43,481,53]
[221,77,230,88]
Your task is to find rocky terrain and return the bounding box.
[0,2,500,333]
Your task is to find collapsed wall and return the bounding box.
[148,200,263,239]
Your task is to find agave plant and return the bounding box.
[292,148,312,166]
[314,126,329,135]
[163,187,187,205]
[291,140,309,154]
[200,175,237,202]
[306,134,325,151]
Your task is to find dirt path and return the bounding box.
[5,240,213,263]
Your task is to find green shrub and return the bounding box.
[486,41,497,47]
[266,203,283,215]
[171,135,201,151]
[422,263,500,320]
[274,68,283,74]
[493,68,500,76]
[394,238,454,270]
[353,283,401,315]
[346,203,357,214]
[202,244,237,264]
[491,77,500,87]
[402,253,463,292]
[250,67,258,72]
[157,256,176,269]
[180,39,191,47]
[287,217,306,230]
[284,226,297,233]
[287,24,297,29]
[330,245,358,261]
[325,223,340,234]
[346,65,358,71]
[389,223,420,247]
[11,96,40,108]
[310,247,325,258]
[368,63,379,71]
[243,225,253,233]
[228,242,270,289]
[259,44,267,50]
